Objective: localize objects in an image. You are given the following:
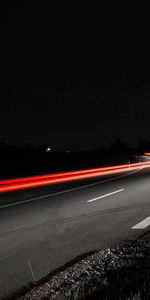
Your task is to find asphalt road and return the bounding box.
[0,164,150,298]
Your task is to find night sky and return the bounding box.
[1,5,150,151]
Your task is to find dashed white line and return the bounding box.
[87,189,124,203]
[132,216,150,229]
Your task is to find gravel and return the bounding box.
[2,236,150,300]
[7,238,148,300]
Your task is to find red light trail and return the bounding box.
[0,162,148,186]
[0,161,150,193]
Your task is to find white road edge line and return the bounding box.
[132,216,150,229]
[87,189,124,203]
[0,167,143,209]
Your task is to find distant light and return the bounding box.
[46,147,52,152]
[144,153,150,156]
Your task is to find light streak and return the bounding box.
[0,162,150,193]
[0,161,147,185]
[0,161,150,193]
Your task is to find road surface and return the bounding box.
[0,165,150,298]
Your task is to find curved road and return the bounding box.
[0,164,150,298]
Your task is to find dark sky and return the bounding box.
[1,5,150,151]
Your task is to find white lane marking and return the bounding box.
[87,189,124,203]
[132,216,150,229]
[0,167,143,209]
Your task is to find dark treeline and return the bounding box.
[0,139,149,179]
[1,138,150,155]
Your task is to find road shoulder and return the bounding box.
[3,229,150,300]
